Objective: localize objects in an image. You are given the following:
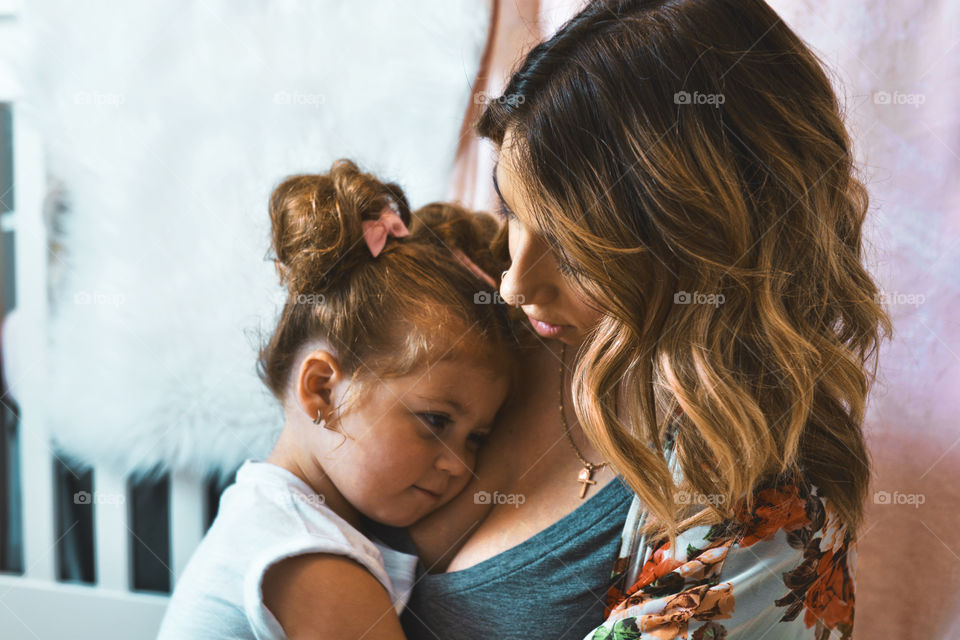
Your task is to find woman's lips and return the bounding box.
[528,316,571,338]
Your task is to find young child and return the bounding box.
[158,159,517,639]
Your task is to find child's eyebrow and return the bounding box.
[416,395,467,416]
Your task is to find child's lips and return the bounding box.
[414,485,442,499]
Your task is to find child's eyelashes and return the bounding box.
[418,412,452,430]
[417,413,491,450]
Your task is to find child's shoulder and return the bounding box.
[214,461,374,551]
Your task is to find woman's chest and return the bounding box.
[444,444,618,572]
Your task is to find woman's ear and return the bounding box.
[295,349,342,425]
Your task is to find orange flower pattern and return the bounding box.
[587,430,856,640]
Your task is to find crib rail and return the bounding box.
[0,37,202,637]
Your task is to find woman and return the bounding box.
[400,0,891,638]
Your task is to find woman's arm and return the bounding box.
[262,553,407,640]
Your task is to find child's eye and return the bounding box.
[419,413,452,431]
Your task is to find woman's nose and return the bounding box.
[500,236,556,308]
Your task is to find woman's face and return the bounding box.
[494,136,604,347]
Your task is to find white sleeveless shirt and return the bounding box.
[158,460,418,640]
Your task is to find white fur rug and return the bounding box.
[9,0,487,477]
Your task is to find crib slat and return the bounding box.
[13,108,56,583]
[170,473,205,583]
[93,467,130,590]
[19,418,55,581]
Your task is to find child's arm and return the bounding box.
[262,553,407,640]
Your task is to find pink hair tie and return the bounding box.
[452,249,498,288]
[361,203,410,258]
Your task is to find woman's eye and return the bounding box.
[496,202,518,222]
[556,258,579,277]
[467,432,490,449]
[419,413,451,431]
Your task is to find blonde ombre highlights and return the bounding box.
[479,0,891,542]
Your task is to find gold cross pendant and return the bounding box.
[577,466,597,499]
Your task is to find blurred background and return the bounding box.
[0,0,956,638]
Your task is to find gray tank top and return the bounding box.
[399,476,633,640]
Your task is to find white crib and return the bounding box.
[0,9,197,636]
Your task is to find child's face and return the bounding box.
[316,357,510,527]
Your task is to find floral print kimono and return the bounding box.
[586,425,856,640]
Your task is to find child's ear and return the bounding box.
[295,349,342,424]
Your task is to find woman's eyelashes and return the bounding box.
[467,431,490,449]
[556,259,577,276]
[496,201,518,222]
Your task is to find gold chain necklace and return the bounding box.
[559,343,609,499]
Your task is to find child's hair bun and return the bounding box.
[410,201,502,281]
[269,159,411,294]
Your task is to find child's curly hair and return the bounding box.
[258,159,519,423]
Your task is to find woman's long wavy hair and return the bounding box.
[478,0,892,542]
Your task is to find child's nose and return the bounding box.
[435,445,472,478]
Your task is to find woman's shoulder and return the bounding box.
[594,474,856,640]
